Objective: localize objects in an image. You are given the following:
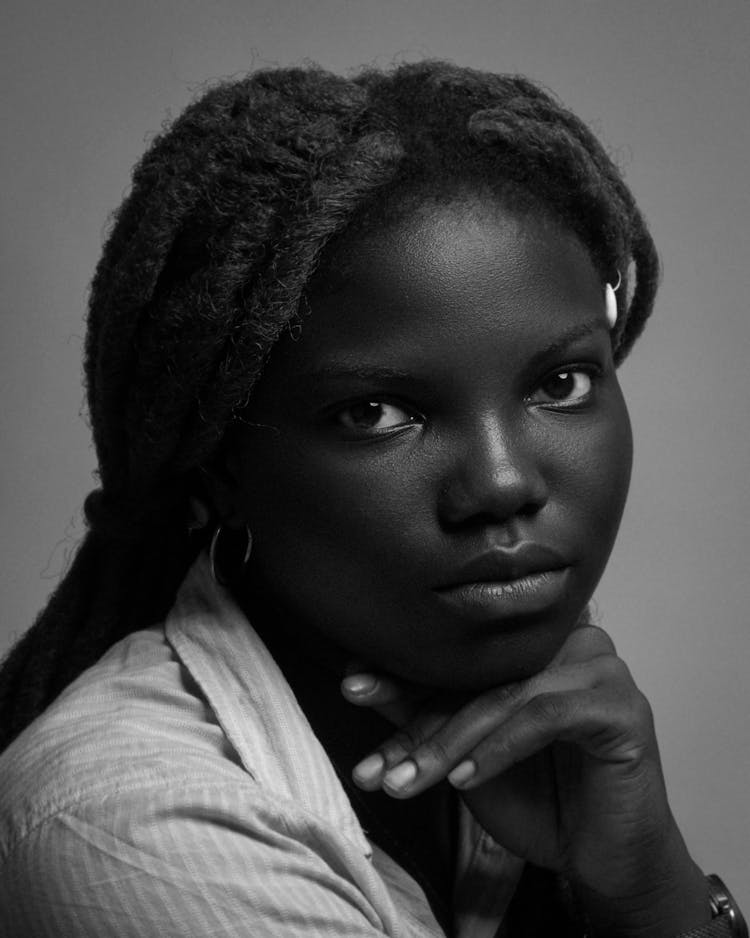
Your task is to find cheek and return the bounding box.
[601,395,633,512]
[567,395,633,546]
[236,436,426,578]
[233,436,435,667]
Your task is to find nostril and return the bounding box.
[436,419,550,528]
[438,463,548,528]
[518,493,546,516]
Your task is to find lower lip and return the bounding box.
[434,569,570,621]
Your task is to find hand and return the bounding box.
[342,626,709,938]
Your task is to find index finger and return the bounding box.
[374,659,600,797]
[550,624,617,667]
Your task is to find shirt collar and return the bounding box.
[165,552,372,859]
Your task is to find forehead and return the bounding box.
[262,196,606,388]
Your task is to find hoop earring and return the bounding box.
[605,270,622,330]
[209,524,253,585]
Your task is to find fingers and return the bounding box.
[450,685,652,792]
[341,672,405,707]
[341,671,430,729]
[365,662,594,798]
[550,624,617,666]
[352,703,456,790]
[351,637,648,800]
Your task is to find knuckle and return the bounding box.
[483,730,515,765]
[487,680,526,710]
[393,725,422,751]
[593,653,631,685]
[471,743,506,777]
[384,727,421,762]
[573,624,617,656]
[587,624,617,652]
[442,684,525,738]
[630,689,654,727]
[528,692,572,726]
[418,736,452,768]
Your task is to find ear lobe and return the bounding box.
[195,445,246,529]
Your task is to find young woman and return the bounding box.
[0,61,745,937]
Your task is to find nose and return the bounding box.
[438,415,549,528]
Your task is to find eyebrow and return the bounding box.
[296,320,609,389]
[525,320,609,372]
[296,364,417,385]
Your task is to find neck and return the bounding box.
[230,570,460,932]
[233,572,351,682]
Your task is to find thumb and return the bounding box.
[341,667,428,728]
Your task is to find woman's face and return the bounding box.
[225,196,632,691]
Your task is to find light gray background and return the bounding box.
[2,0,748,906]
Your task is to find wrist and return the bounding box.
[578,862,710,938]
[573,826,711,938]
[668,876,749,938]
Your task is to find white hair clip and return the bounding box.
[605,270,622,330]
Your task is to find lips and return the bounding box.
[436,543,569,589]
[433,544,571,622]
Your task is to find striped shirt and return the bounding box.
[0,554,524,937]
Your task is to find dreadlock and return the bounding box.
[0,60,659,752]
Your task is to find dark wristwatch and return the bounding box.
[708,875,748,938]
[675,875,748,938]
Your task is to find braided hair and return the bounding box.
[0,60,659,752]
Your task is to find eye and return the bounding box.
[530,369,595,407]
[336,401,419,434]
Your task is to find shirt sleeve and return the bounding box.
[0,776,403,938]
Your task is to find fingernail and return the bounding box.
[342,674,377,696]
[448,760,476,788]
[353,753,385,783]
[383,761,417,792]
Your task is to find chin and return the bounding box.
[410,612,582,692]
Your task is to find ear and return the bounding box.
[197,441,247,530]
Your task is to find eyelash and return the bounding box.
[527,365,602,409]
[334,400,422,436]
[330,365,602,438]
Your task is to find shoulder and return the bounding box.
[0,625,249,857]
[0,627,396,937]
